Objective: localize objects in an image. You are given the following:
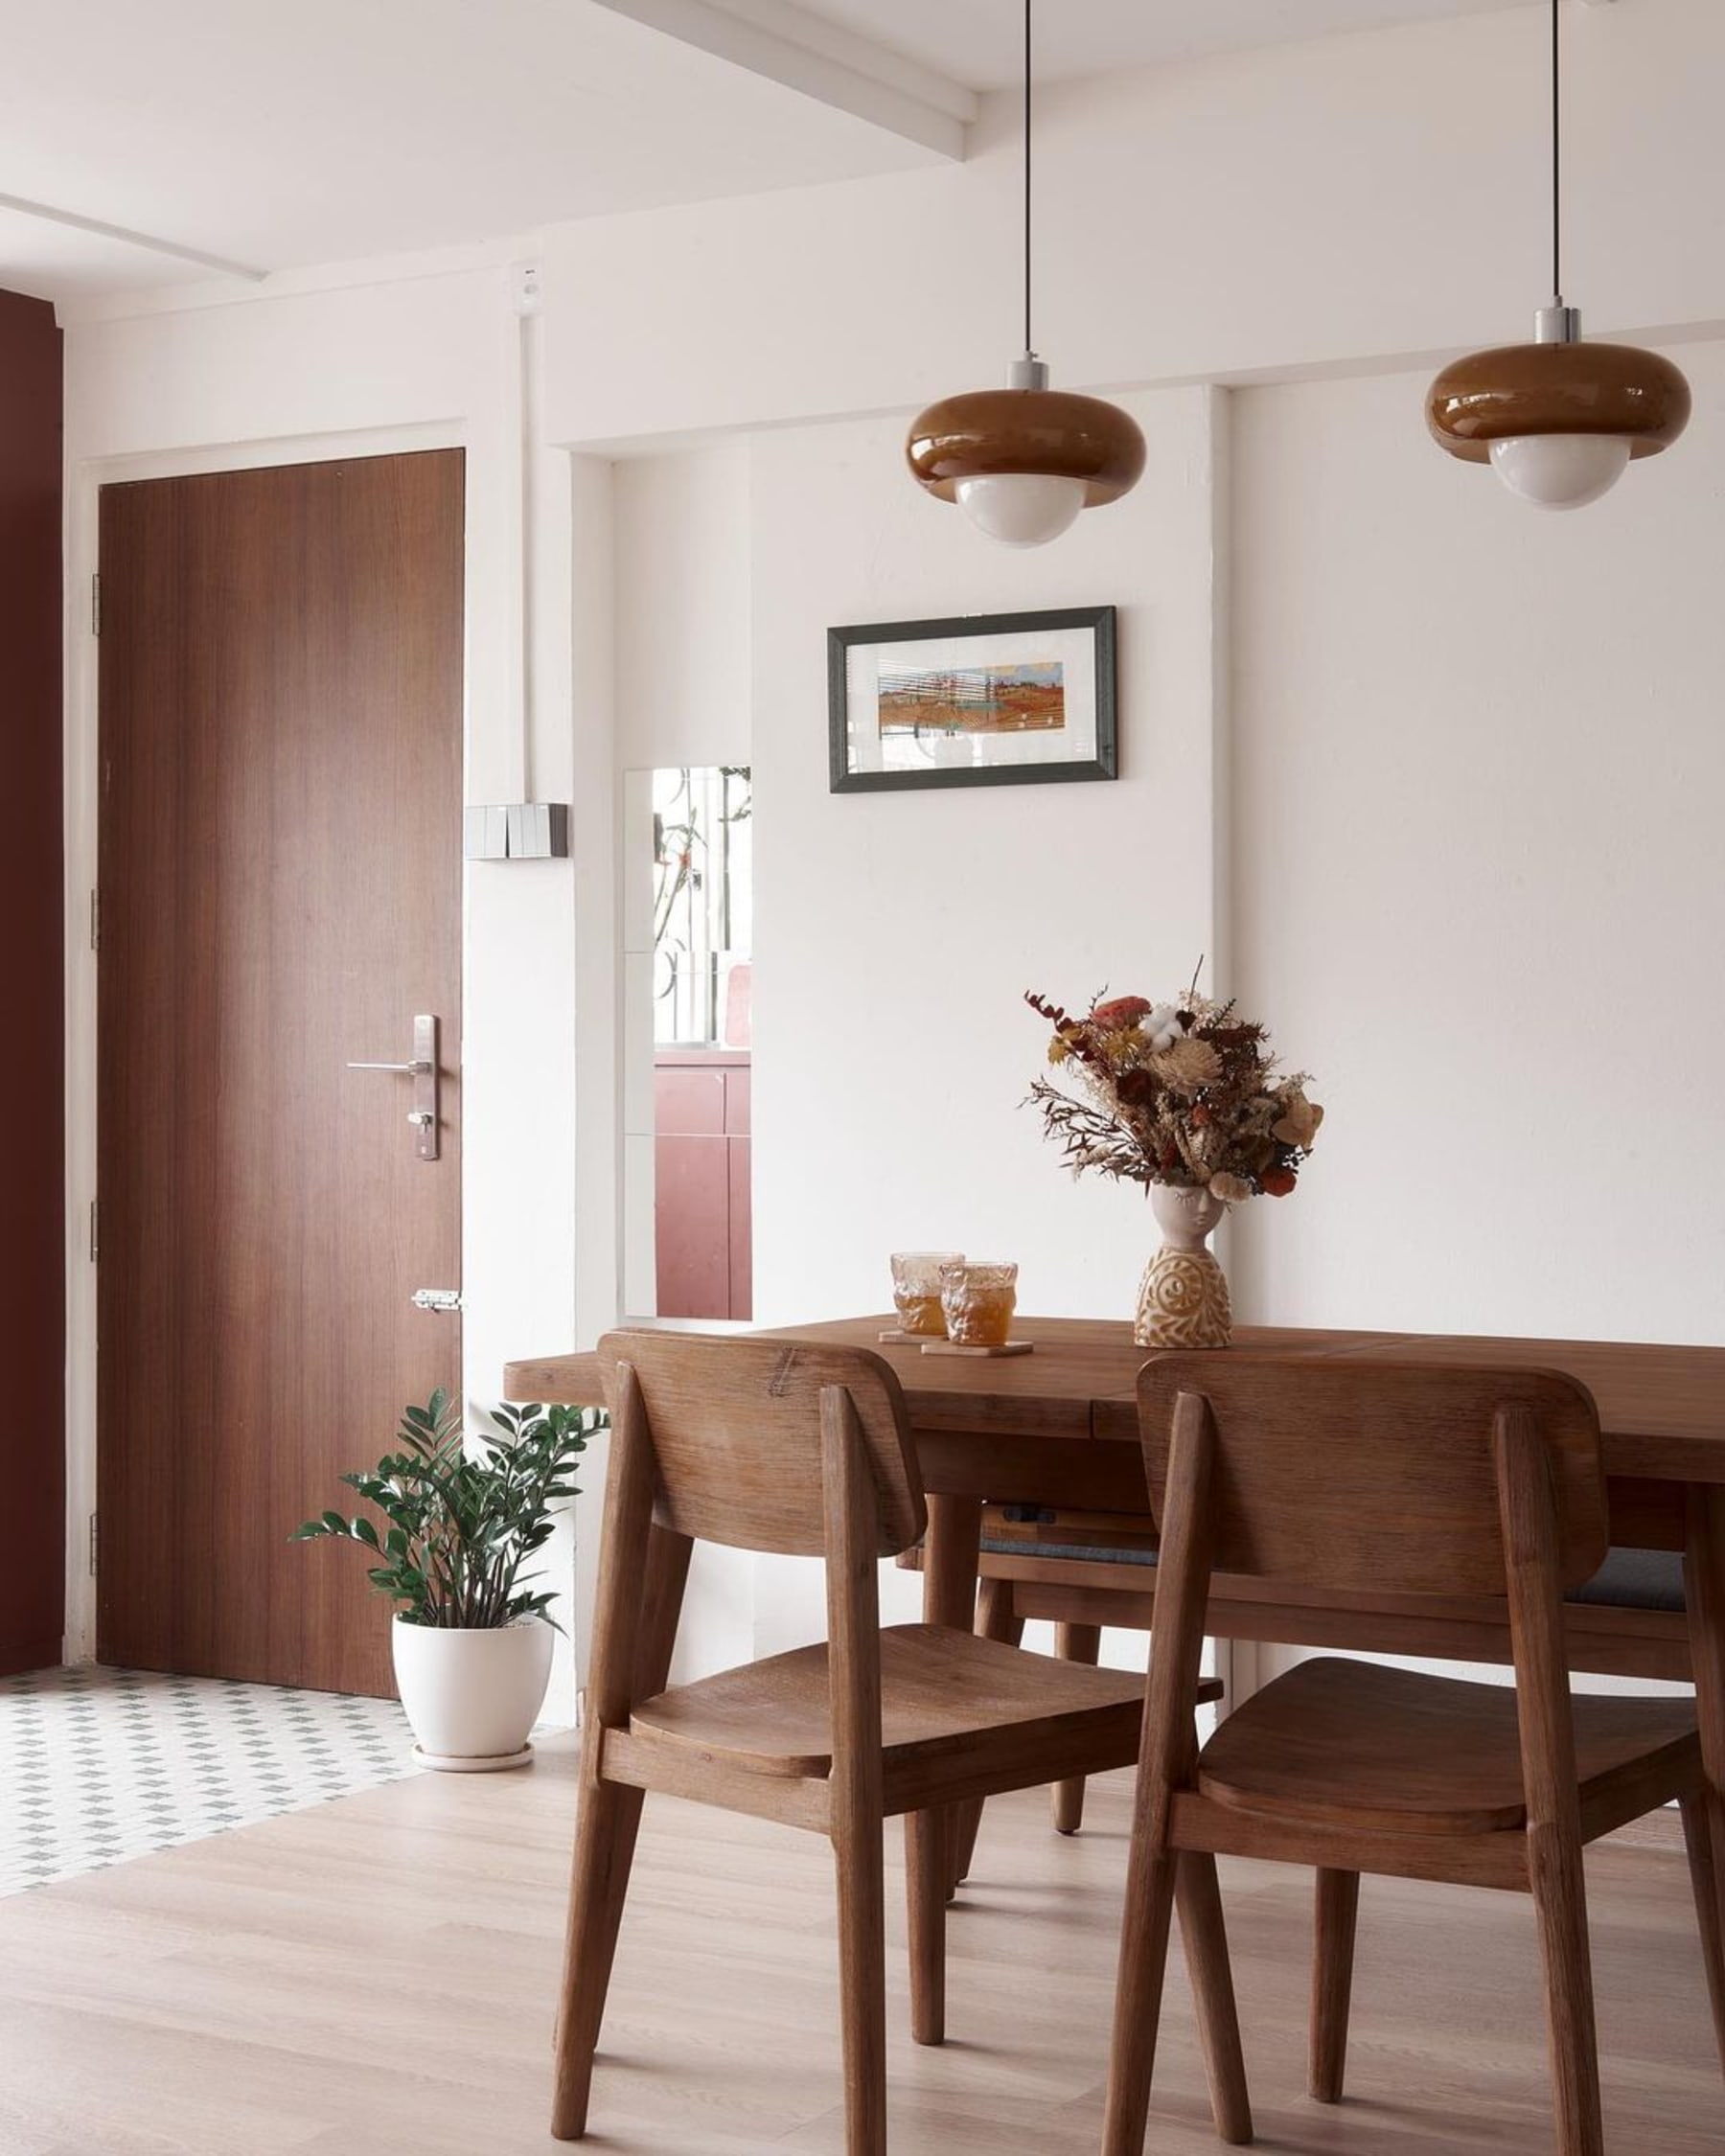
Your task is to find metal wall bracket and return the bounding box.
[463,803,570,860]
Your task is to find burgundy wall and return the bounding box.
[0,288,64,1675]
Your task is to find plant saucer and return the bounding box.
[411,1741,536,1774]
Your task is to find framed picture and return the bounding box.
[827,605,1118,794]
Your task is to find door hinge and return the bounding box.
[89,887,101,952]
[89,1198,100,1262]
[88,1512,99,1577]
[90,572,102,636]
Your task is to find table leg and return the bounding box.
[1684,1484,1725,2037]
[921,1495,984,1901]
[921,1494,984,1629]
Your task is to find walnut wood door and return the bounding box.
[0,289,63,1679]
[97,451,464,1696]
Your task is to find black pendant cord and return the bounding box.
[1551,0,1563,301]
[1024,0,1034,357]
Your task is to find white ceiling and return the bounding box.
[795,0,1539,90]
[0,0,1542,304]
[0,0,941,300]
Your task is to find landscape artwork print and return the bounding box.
[877,659,1066,741]
[828,607,1117,793]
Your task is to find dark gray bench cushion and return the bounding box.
[981,1535,1156,1568]
[1568,1548,1686,1613]
[979,1533,1686,1614]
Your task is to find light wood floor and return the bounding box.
[0,1734,1717,2153]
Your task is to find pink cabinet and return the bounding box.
[656,1051,752,1320]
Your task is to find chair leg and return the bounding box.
[1527,1824,1605,2156]
[906,1808,948,2045]
[550,1777,646,2140]
[1101,1833,1182,2156]
[1309,1869,1360,2104]
[947,1802,982,1895]
[834,1807,889,2156]
[1176,1850,1254,2145]
[1051,1622,1103,1835]
[949,1578,1024,1891]
[1681,1791,1725,2079]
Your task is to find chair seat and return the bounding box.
[632,1621,1215,1781]
[1198,1657,1702,1837]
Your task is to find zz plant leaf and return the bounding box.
[291,1393,605,1630]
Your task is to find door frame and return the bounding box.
[63,420,467,1663]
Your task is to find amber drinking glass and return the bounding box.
[938,1260,1018,1347]
[890,1250,964,1337]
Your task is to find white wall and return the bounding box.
[744,389,1225,1657]
[748,393,1225,1335]
[1228,341,1725,1346]
[1223,341,1721,1703]
[614,445,752,770]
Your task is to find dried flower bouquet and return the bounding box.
[1024,985,1322,1204]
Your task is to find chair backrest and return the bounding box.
[596,1330,927,1558]
[1137,1356,1608,1597]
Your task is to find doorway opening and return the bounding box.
[634,766,752,1322]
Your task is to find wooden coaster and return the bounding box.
[919,1339,1034,1358]
[878,1328,941,1345]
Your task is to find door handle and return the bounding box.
[346,1014,441,1160]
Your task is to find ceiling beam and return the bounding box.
[590,0,975,160]
[0,189,266,280]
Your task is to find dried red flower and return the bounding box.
[1260,1165,1298,1197]
[1091,995,1152,1032]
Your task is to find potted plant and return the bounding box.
[293,1389,603,1771]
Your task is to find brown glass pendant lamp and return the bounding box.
[1428,0,1689,509]
[906,0,1144,546]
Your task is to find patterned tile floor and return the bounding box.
[0,1663,416,1895]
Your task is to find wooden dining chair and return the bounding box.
[935,1490,1697,1877]
[549,1330,1235,2155]
[1102,1355,1724,2156]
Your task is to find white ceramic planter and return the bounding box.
[391,1615,555,1772]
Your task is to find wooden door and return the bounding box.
[96,451,464,1696]
[0,289,63,1679]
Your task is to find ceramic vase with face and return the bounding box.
[1135,1181,1232,1349]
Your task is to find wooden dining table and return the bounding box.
[503,1314,1725,1819]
